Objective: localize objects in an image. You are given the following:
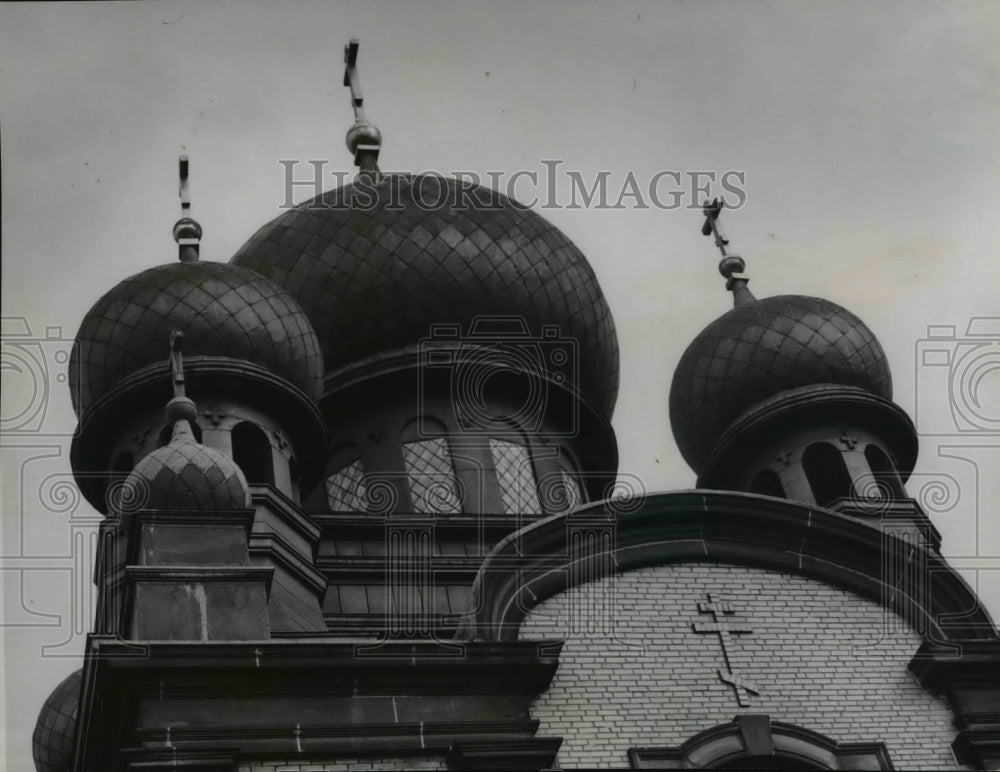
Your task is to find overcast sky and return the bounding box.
[2,1,999,767]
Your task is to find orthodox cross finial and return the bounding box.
[172,155,203,263]
[342,38,382,174]
[701,198,755,307]
[702,198,730,258]
[169,330,186,399]
[344,39,366,123]
[164,330,198,441]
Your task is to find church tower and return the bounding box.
[32,40,1000,772]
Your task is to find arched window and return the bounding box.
[864,444,906,499]
[327,460,366,512]
[749,468,785,498]
[401,418,461,514]
[490,438,540,514]
[232,422,274,485]
[802,442,853,508]
[628,715,893,770]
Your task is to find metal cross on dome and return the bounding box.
[701,197,731,257]
[343,38,367,123]
[169,330,186,399]
[173,155,202,262]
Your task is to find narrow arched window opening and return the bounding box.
[864,444,906,499]
[402,437,462,515]
[802,442,853,508]
[749,468,785,498]
[490,438,540,514]
[400,417,461,515]
[232,422,274,485]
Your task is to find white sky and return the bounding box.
[2,1,999,768]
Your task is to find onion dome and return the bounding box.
[670,206,892,473]
[119,396,251,513]
[32,669,82,772]
[69,260,323,417]
[230,174,620,418]
[670,294,892,472]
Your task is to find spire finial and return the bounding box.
[169,331,186,399]
[173,155,202,263]
[165,330,197,441]
[702,198,755,307]
[343,38,382,174]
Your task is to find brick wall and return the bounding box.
[238,757,445,772]
[519,562,965,770]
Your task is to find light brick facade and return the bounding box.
[520,562,964,770]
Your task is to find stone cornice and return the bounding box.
[73,636,563,771]
[909,639,1000,769]
[464,490,997,642]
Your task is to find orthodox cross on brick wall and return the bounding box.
[692,593,759,707]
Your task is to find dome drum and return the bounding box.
[71,358,325,515]
[697,383,919,497]
[313,344,619,509]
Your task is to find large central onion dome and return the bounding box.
[69,261,323,417]
[670,294,892,472]
[230,175,619,417]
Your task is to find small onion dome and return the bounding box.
[118,398,251,512]
[230,175,619,418]
[32,669,82,772]
[69,261,323,417]
[669,294,892,472]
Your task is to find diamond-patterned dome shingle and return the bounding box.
[33,669,81,772]
[669,294,892,472]
[230,175,619,417]
[120,428,251,512]
[69,261,323,417]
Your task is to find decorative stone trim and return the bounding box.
[910,639,1000,769]
[447,737,562,771]
[73,637,564,771]
[465,491,996,642]
[117,746,239,771]
[628,715,894,769]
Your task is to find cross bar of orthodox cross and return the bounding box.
[701,197,730,257]
[178,156,191,212]
[692,593,759,707]
[169,331,186,399]
[343,38,367,122]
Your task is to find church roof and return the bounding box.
[69,260,324,416]
[230,175,620,418]
[669,294,892,472]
